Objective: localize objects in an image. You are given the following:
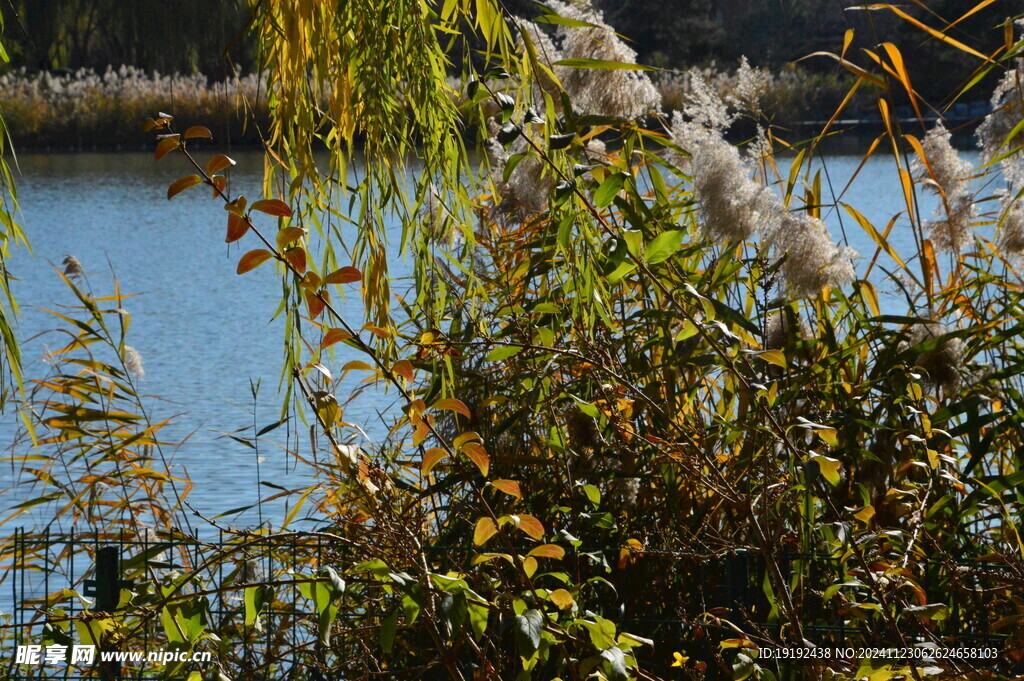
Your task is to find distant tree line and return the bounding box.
[0,0,1015,104]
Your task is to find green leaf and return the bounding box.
[514,609,544,657]
[594,172,628,208]
[554,58,653,71]
[600,647,629,681]
[380,609,399,654]
[645,230,685,264]
[486,345,522,362]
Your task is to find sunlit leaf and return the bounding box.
[491,479,522,499]
[250,199,293,217]
[473,517,498,546]
[321,328,352,349]
[166,174,202,199]
[207,154,236,174]
[236,249,274,274]
[183,125,213,140]
[324,266,362,284]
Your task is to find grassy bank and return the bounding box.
[0,66,269,149]
[0,63,869,151]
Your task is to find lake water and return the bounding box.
[0,149,979,530]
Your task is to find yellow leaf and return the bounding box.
[517,515,544,540]
[462,441,489,477]
[421,448,447,476]
[490,479,521,499]
[522,556,538,577]
[811,454,842,486]
[473,517,498,546]
[758,349,786,368]
[527,544,564,560]
[342,360,375,373]
[854,505,875,524]
[549,588,574,610]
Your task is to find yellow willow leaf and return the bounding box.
[863,4,990,61]
[321,328,352,349]
[462,441,489,477]
[421,447,447,476]
[236,249,274,274]
[527,544,564,560]
[922,238,937,298]
[517,515,544,540]
[549,589,574,610]
[473,517,498,546]
[434,398,471,419]
[490,479,521,499]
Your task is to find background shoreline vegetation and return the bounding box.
[0,2,1023,681]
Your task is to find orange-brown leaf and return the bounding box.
[154,135,180,161]
[236,249,274,274]
[393,359,414,382]
[167,174,202,199]
[342,360,375,373]
[434,398,471,419]
[517,515,544,540]
[250,198,293,217]
[323,266,361,284]
[491,479,522,499]
[321,328,352,349]
[225,213,249,243]
[283,247,307,274]
[305,290,326,319]
[183,125,213,140]
[211,175,227,198]
[206,154,236,174]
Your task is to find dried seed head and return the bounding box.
[123,345,145,380]
[62,255,85,279]
[914,123,976,253]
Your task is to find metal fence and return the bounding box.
[1,528,1020,680]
